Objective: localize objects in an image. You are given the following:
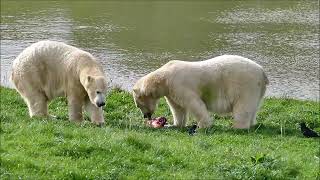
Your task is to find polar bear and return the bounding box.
[133,55,269,129]
[11,40,108,125]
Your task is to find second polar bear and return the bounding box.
[11,40,108,125]
[133,55,269,129]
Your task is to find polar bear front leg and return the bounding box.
[84,98,104,125]
[184,95,212,128]
[67,96,84,123]
[165,97,187,127]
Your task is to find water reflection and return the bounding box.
[1,0,318,100]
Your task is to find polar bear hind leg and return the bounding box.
[233,110,257,129]
[23,90,48,117]
[13,78,49,117]
[232,94,260,129]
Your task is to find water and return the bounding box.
[1,0,319,100]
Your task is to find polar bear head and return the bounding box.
[132,73,168,119]
[82,75,108,108]
[133,89,159,119]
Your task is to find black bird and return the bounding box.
[188,125,197,136]
[300,122,319,138]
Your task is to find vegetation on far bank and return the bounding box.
[0,87,319,179]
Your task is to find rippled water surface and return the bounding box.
[1,0,319,100]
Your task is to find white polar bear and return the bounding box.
[11,40,108,125]
[133,55,269,129]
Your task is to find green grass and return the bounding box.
[0,87,319,179]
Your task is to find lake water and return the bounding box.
[1,0,319,100]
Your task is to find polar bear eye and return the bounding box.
[96,91,101,94]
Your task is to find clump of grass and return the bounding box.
[217,152,300,179]
[0,87,319,179]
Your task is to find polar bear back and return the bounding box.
[163,55,266,88]
[12,41,87,73]
[200,55,266,85]
[160,55,268,113]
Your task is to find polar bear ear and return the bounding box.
[133,88,140,97]
[87,75,93,83]
[133,88,138,94]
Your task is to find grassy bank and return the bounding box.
[0,87,319,179]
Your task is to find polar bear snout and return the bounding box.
[94,93,106,107]
[143,112,152,120]
[96,101,105,107]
